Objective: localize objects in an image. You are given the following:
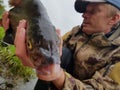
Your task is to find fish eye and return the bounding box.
[27,40,32,49]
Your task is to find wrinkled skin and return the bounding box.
[4,0,60,68]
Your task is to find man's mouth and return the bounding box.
[82,21,91,26]
[83,21,89,24]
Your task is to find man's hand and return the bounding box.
[14,20,34,68]
[56,29,63,57]
[2,11,9,31]
[15,20,63,82]
[2,11,65,88]
[36,64,63,81]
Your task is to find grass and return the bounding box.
[0,27,36,89]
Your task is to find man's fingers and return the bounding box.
[56,29,63,56]
[56,29,61,37]
[14,20,26,45]
[14,20,34,68]
[14,20,26,49]
[14,27,26,52]
[2,12,9,21]
[2,11,9,30]
[14,22,34,67]
[17,20,27,29]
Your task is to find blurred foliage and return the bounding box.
[0,0,5,18]
[0,1,36,89]
[0,27,4,39]
[0,29,36,89]
[0,43,36,89]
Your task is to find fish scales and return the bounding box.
[4,0,61,68]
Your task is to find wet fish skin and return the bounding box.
[4,0,61,67]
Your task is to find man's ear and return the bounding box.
[108,13,120,25]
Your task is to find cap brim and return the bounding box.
[74,1,88,13]
[74,0,106,13]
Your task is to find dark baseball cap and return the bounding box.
[75,0,120,13]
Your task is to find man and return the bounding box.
[2,0,120,89]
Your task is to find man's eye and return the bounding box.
[89,10,96,14]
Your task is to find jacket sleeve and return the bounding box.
[62,69,120,90]
[80,50,120,90]
[83,70,120,90]
[62,25,80,43]
[62,71,86,90]
[62,31,71,41]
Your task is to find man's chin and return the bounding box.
[82,28,92,35]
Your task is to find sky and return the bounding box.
[3,0,83,35]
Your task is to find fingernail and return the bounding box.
[19,20,23,23]
[19,19,25,23]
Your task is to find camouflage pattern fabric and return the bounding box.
[36,25,120,90]
[62,25,120,90]
[63,72,86,90]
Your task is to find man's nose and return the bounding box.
[82,12,89,19]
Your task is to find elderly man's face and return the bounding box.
[82,3,114,35]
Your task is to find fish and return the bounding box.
[3,0,61,68]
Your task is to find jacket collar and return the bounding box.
[89,28,120,47]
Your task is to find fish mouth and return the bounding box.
[30,55,50,68]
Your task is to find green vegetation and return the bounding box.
[0,25,36,90]
[0,42,36,89]
[0,0,4,18]
[0,1,36,89]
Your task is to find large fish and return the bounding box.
[3,0,61,68]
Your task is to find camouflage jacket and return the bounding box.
[36,25,120,90]
[61,25,120,90]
